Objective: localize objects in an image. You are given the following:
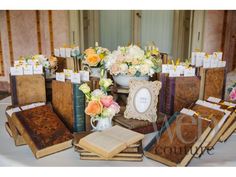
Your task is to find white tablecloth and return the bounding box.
[0,96,236,166]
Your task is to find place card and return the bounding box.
[59,48,66,58]
[213,52,223,61]
[203,55,212,68]
[207,97,221,103]
[71,72,81,84]
[65,48,72,58]
[162,64,170,73]
[217,61,226,68]
[80,71,90,82]
[195,52,205,67]
[33,65,43,74]
[23,65,33,75]
[54,48,60,57]
[176,65,185,75]
[63,69,73,80]
[184,68,195,77]
[169,69,181,77]
[196,100,221,109]
[180,108,195,116]
[223,101,236,107]
[21,103,36,110]
[10,66,23,76]
[56,72,65,82]
[210,57,218,68]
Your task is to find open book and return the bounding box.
[78,125,144,158]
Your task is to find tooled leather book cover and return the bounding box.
[13,105,73,156]
[10,75,46,106]
[144,112,211,166]
[202,68,226,100]
[165,76,200,116]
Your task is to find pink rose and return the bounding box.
[108,101,120,114]
[229,88,236,101]
[110,64,120,75]
[100,96,113,108]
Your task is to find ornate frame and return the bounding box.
[124,80,162,122]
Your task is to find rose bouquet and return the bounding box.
[105,45,162,77]
[227,82,236,101]
[79,78,120,120]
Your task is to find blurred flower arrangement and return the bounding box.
[227,82,236,101]
[105,45,162,77]
[79,78,120,119]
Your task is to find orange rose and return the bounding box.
[86,54,101,66]
[84,48,96,56]
[85,100,103,117]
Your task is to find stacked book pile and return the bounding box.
[144,96,236,166]
[73,126,145,161]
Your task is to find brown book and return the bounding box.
[78,125,144,159]
[206,97,236,146]
[5,105,26,146]
[11,105,73,158]
[190,100,230,157]
[164,76,200,115]
[144,112,211,166]
[10,75,46,106]
[220,120,236,142]
[199,67,226,100]
[113,112,168,134]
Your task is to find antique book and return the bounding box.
[113,112,168,134]
[78,125,144,158]
[164,76,200,115]
[144,112,212,166]
[10,75,46,106]
[5,106,26,146]
[206,97,236,146]
[52,80,86,132]
[220,120,236,142]
[191,100,231,157]
[11,105,73,158]
[199,67,226,100]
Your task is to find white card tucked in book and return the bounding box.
[80,71,90,82]
[33,65,43,74]
[71,72,81,84]
[23,65,33,75]
[184,68,195,77]
[6,107,21,117]
[10,67,23,76]
[56,72,65,82]
[169,69,180,77]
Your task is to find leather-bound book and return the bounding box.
[10,75,46,106]
[5,105,26,146]
[165,76,200,115]
[206,97,236,144]
[199,67,226,100]
[144,112,212,166]
[190,100,231,157]
[113,112,168,134]
[158,73,168,113]
[11,105,73,158]
[52,80,86,132]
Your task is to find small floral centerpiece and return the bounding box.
[79,78,120,131]
[227,82,236,101]
[82,42,110,78]
[105,45,162,87]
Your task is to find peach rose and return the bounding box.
[85,100,103,117]
[84,48,96,56]
[86,54,101,67]
[100,95,113,108]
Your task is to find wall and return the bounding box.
[203,10,225,53]
[0,10,70,92]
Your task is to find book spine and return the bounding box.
[10,75,18,105]
[159,73,167,113]
[165,77,175,115]
[73,84,86,132]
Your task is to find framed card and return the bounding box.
[124,80,162,122]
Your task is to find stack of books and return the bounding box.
[73,126,145,161]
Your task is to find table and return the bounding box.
[0,96,236,166]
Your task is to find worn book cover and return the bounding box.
[52,80,86,132]
[78,125,144,159]
[199,67,226,100]
[10,75,46,106]
[12,105,73,158]
[190,101,230,156]
[164,76,200,115]
[144,112,211,166]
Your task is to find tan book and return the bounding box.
[144,112,211,166]
[220,120,236,142]
[11,105,73,158]
[78,125,144,159]
[80,155,143,161]
[191,100,231,157]
[5,122,13,137]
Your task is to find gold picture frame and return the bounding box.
[124,80,162,122]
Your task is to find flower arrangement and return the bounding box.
[79,78,120,119]
[227,82,236,101]
[83,42,110,68]
[105,45,162,77]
